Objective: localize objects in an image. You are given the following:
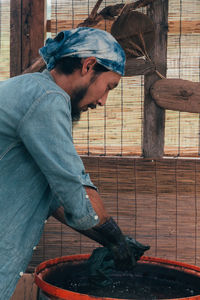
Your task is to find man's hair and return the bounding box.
[54,57,109,75]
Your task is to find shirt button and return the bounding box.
[19,272,23,277]
[86,195,89,199]
[94,215,98,220]
[33,246,37,250]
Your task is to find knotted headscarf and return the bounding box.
[39,27,126,76]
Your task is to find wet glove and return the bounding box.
[92,217,150,270]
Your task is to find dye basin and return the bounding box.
[35,254,200,300]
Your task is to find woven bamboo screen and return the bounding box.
[166,0,200,156]
[0,0,10,80]
[51,0,145,156]
[29,157,200,272]
[1,0,200,156]
[50,0,200,157]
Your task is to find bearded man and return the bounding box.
[0,27,149,299]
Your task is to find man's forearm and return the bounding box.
[52,189,150,269]
[52,186,109,226]
[85,186,109,225]
[52,205,108,246]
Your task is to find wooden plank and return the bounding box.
[143,0,168,158]
[21,0,46,72]
[11,274,38,300]
[47,19,200,35]
[22,54,156,77]
[10,0,22,77]
[151,78,200,113]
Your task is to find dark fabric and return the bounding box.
[87,237,150,287]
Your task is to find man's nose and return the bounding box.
[97,92,109,106]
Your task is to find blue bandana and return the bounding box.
[39,27,126,76]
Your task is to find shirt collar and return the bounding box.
[42,69,56,82]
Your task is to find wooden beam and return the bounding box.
[143,0,168,158]
[151,78,200,113]
[21,0,46,72]
[23,56,155,77]
[46,20,200,35]
[10,0,22,77]
[10,0,46,76]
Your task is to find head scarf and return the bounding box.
[39,27,126,76]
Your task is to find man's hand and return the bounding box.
[93,217,150,270]
[109,235,150,270]
[52,186,150,271]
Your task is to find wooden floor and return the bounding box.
[28,156,200,273]
[11,274,38,300]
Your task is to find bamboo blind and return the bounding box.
[50,0,200,157]
[51,0,144,156]
[1,0,200,156]
[0,0,10,81]
[166,0,200,157]
[28,156,200,271]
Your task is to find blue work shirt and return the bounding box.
[0,70,99,300]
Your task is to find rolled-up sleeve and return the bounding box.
[17,91,99,230]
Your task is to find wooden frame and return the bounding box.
[143,0,168,158]
[46,19,200,34]
[10,0,46,77]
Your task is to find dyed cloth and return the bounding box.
[0,70,98,300]
[39,27,126,75]
[87,237,149,287]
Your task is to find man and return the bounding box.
[0,27,149,299]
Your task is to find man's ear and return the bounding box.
[81,57,97,76]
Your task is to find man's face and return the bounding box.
[71,71,121,122]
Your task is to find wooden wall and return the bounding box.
[28,156,200,272]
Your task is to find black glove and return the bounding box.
[92,217,150,270]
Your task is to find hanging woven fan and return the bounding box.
[111,10,155,59]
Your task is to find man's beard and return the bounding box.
[70,86,88,122]
[70,74,99,123]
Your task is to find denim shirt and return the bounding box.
[0,70,99,300]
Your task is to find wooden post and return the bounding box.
[10,0,46,77]
[10,0,22,77]
[143,0,168,158]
